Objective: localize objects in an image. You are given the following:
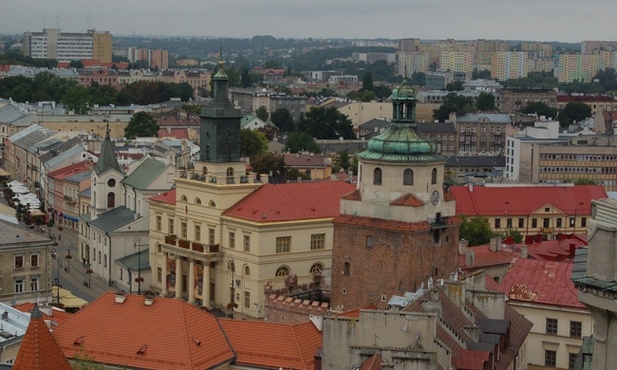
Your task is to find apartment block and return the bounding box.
[581,40,617,55]
[500,88,558,114]
[439,50,474,73]
[557,54,604,83]
[23,28,112,63]
[491,52,529,81]
[396,51,429,76]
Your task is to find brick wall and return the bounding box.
[264,293,329,324]
[331,215,460,311]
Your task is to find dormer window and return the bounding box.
[373,168,382,185]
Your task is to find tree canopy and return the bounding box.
[240,129,268,161]
[284,132,320,154]
[125,112,160,139]
[62,85,91,114]
[251,152,287,179]
[476,92,496,111]
[255,105,269,121]
[459,216,494,247]
[270,108,295,133]
[519,101,558,119]
[433,93,476,122]
[297,107,354,140]
[559,102,592,126]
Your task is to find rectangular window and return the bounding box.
[366,236,373,248]
[532,218,538,228]
[243,235,250,252]
[518,218,524,228]
[209,228,215,245]
[570,217,576,227]
[569,353,577,369]
[545,350,556,367]
[157,267,162,283]
[156,215,162,231]
[581,217,587,227]
[506,218,512,228]
[310,233,326,250]
[546,318,558,334]
[244,291,251,309]
[557,218,563,228]
[570,321,582,338]
[494,218,501,228]
[229,232,235,249]
[30,277,38,291]
[168,219,174,235]
[194,225,201,242]
[14,255,23,269]
[181,222,187,238]
[14,279,23,293]
[30,254,39,268]
[543,218,550,228]
[276,236,291,253]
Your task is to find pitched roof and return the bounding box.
[459,245,517,270]
[52,293,235,370]
[123,158,166,189]
[360,354,384,370]
[500,258,584,308]
[284,153,329,168]
[454,112,511,124]
[219,319,321,370]
[93,133,124,175]
[13,306,72,370]
[88,206,137,233]
[450,185,607,216]
[14,303,73,326]
[149,189,176,205]
[222,181,355,223]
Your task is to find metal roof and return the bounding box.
[115,248,150,271]
[88,207,138,233]
[122,158,166,190]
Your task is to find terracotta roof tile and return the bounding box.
[219,320,321,370]
[500,258,584,308]
[284,153,328,168]
[450,185,607,217]
[360,354,383,370]
[390,193,425,207]
[13,306,72,370]
[341,188,362,201]
[52,293,235,370]
[223,182,355,223]
[148,189,176,205]
[459,245,518,270]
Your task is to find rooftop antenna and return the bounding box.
[56,16,60,29]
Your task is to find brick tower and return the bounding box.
[331,79,460,310]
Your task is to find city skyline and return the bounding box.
[1,0,615,43]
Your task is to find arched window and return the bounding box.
[180,195,187,202]
[107,192,115,208]
[195,198,202,205]
[310,263,324,275]
[104,254,107,267]
[276,266,291,277]
[244,265,250,276]
[226,167,234,177]
[208,200,216,208]
[98,250,101,264]
[431,168,438,184]
[373,167,382,185]
[403,169,414,185]
[202,166,208,176]
[93,191,96,207]
[93,248,96,261]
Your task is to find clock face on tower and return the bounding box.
[430,189,440,206]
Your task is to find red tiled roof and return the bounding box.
[158,127,189,139]
[459,244,518,270]
[148,189,176,205]
[390,193,425,207]
[14,303,72,325]
[52,293,235,370]
[500,258,584,308]
[48,162,90,180]
[450,185,607,216]
[219,319,322,370]
[335,305,377,318]
[341,188,362,201]
[521,235,587,261]
[13,306,72,370]
[360,354,383,370]
[222,181,355,223]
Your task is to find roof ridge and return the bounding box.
[291,322,310,368]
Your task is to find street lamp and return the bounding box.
[133,237,142,295]
[55,256,63,305]
[65,251,72,273]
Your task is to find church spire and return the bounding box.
[93,123,124,175]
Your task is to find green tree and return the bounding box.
[498,228,524,243]
[240,129,268,161]
[240,66,252,88]
[125,112,159,139]
[69,60,84,68]
[560,102,592,126]
[251,152,287,178]
[346,89,378,102]
[459,216,495,247]
[445,80,464,91]
[472,68,492,80]
[432,93,475,122]
[270,108,295,133]
[182,103,203,118]
[62,85,91,114]
[519,101,558,119]
[263,60,282,69]
[574,178,596,185]
[297,107,354,140]
[284,132,320,153]
[476,92,496,111]
[362,71,374,91]
[255,106,269,121]
[333,150,352,172]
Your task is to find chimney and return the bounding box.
[459,239,469,254]
[465,249,475,267]
[489,238,497,251]
[115,292,127,304]
[144,294,155,306]
[520,245,528,258]
[495,237,502,251]
[469,183,474,192]
[569,243,576,258]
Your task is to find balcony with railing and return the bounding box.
[175,168,262,185]
[162,234,221,258]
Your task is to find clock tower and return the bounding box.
[331,79,460,310]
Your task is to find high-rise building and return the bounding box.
[396,51,429,76]
[439,51,474,73]
[23,29,112,63]
[127,47,169,70]
[557,54,604,83]
[491,52,529,81]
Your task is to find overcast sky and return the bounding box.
[1,0,614,43]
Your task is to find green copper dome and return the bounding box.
[357,78,443,163]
